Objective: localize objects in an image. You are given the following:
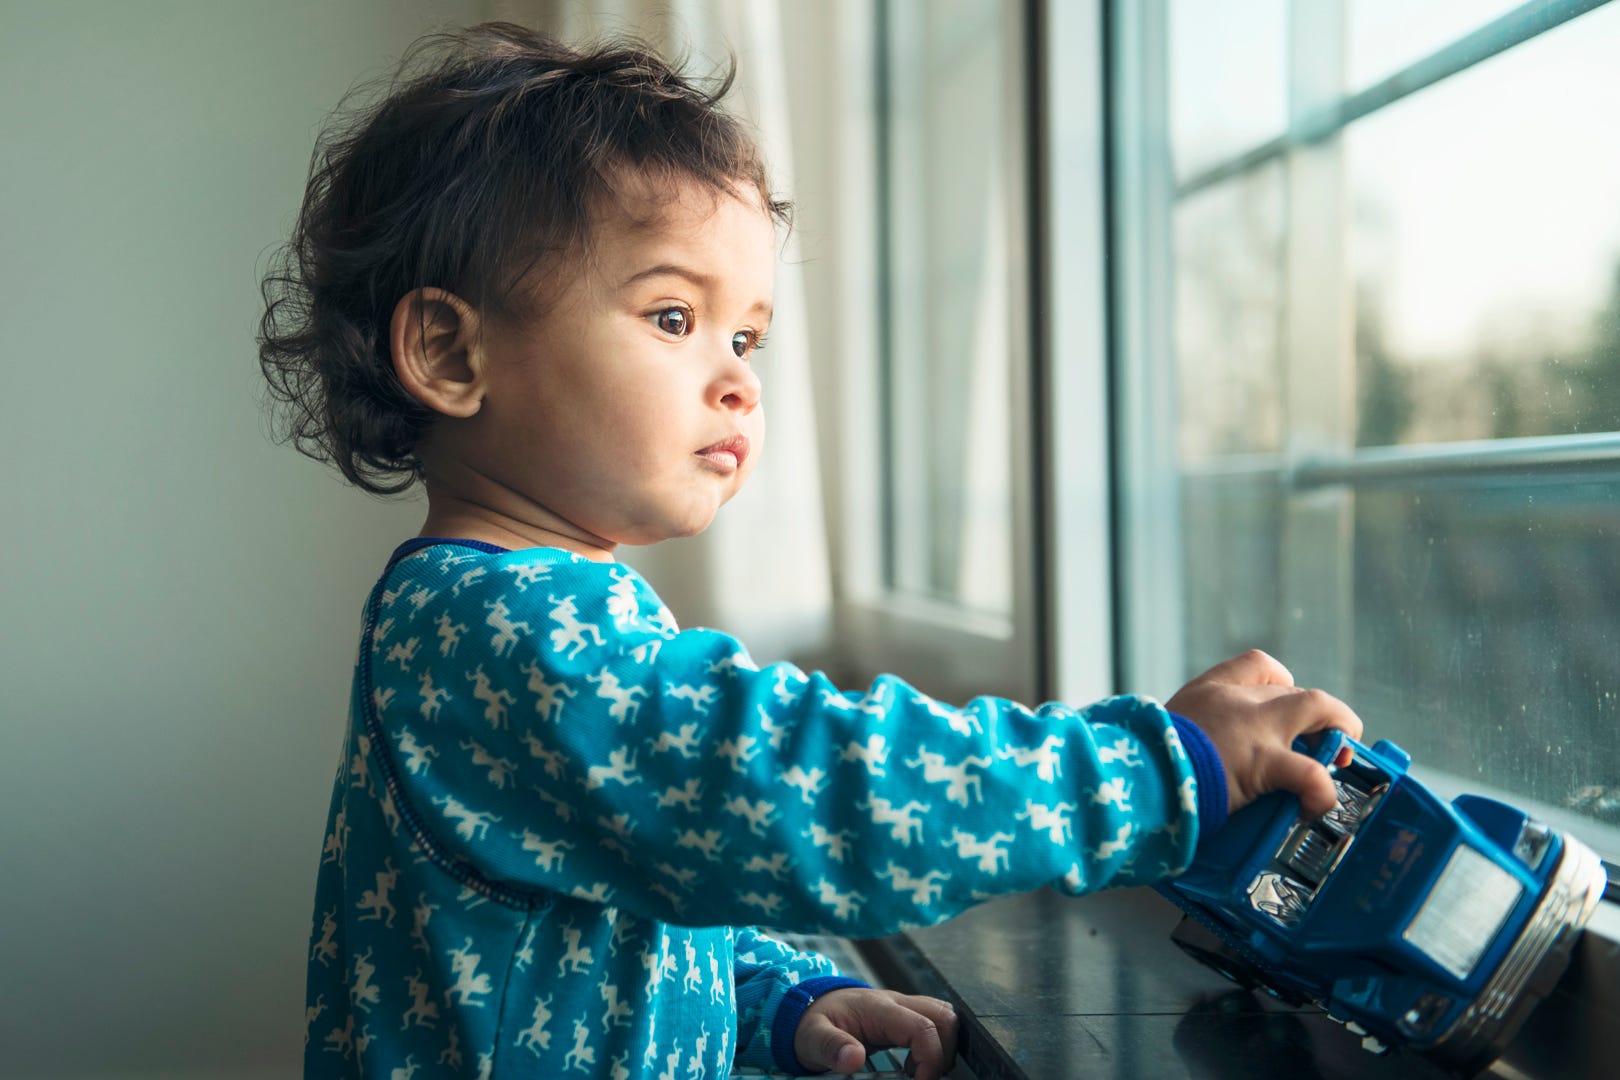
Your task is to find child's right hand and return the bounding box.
[1165,649,1363,819]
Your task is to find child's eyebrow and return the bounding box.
[620,263,773,319]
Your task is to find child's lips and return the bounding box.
[696,434,750,472]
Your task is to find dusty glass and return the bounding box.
[1121,0,1620,844]
[1169,0,1288,181]
[1353,479,1620,819]
[1174,163,1287,459]
[1349,5,1620,447]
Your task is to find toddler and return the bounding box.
[259,23,1361,1079]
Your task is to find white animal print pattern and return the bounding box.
[306,540,1197,1077]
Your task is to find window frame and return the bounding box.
[1039,0,1119,706]
[1101,0,1620,865]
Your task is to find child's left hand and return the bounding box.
[795,987,959,1078]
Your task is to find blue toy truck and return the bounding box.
[1160,730,1608,1075]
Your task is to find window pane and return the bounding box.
[1353,479,1620,826]
[1175,164,1286,459]
[881,0,1014,616]
[1351,3,1620,446]
[1169,0,1287,181]
[1116,0,1620,845]
[1182,471,1284,671]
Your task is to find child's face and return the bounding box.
[467,176,776,550]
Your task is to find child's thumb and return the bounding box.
[819,1034,866,1074]
[830,1039,866,1074]
[797,1015,866,1073]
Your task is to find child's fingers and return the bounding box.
[1274,686,1365,745]
[796,992,952,1079]
[895,994,958,1065]
[867,997,950,1080]
[1200,648,1295,688]
[1262,748,1340,819]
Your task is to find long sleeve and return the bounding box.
[364,544,1201,937]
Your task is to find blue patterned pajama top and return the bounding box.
[305,538,1209,1077]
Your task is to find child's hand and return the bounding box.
[794,987,958,1079]
[1165,649,1363,819]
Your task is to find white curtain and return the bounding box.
[492,0,835,664]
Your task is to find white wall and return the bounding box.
[0,3,873,1073]
[0,2,482,1074]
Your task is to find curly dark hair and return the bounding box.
[258,22,790,495]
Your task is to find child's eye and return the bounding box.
[652,307,691,337]
[732,329,769,358]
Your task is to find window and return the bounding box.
[836,0,1039,703]
[1110,0,1620,854]
[879,0,1016,619]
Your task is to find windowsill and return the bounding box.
[862,885,1618,1080]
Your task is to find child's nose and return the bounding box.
[711,356,762,414]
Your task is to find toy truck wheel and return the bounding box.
[1174,937,1264,990]
[1169,916,1265,991]
[1168,915,1313,1007]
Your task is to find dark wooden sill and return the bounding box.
[856,885,1617,1080]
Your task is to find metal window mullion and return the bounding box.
[1040,0,1117,704]
[997,0,1039,701]
[1293,433,1620,489]
[1183,433,1620,489]
[1277,0,1355,695]
[1110,0,1187,696]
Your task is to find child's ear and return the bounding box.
[390,287,484,418]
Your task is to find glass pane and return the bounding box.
[1347,0,1526,91]
[1169,0,1287,181]
[1350,2,1620,447]
[1351,479,1620,826]
[1182,471,1284,672]
[881,0,1013,616]
[1174,164,1286,459]
[1121,0,1620,844]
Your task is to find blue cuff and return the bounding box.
[770,975,873,1074]
[1170,713,1228,846]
